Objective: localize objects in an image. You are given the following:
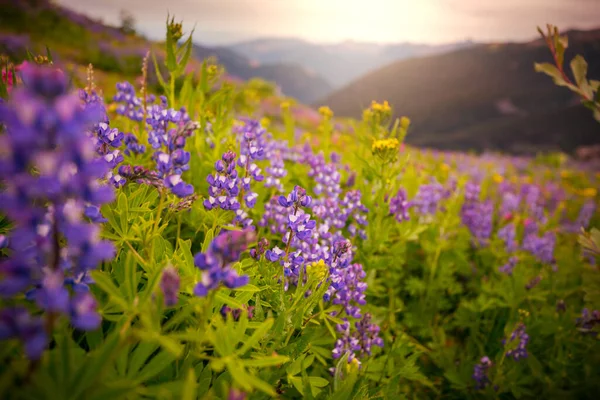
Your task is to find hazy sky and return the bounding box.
[57,0,600,45]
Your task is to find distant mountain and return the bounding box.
[229,38,474,88]
[319,29,600,154]
[192,44,333,103]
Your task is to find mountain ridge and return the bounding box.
[318,28,600,154]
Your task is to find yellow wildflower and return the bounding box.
[492,173,504,184]
[440,163,450,172]
[400,116,411,129]
[318,106,333,119]
[581,188,597,198]
[280,101,291,111]
[372,138,400,162]
[306,259,328,281]
[560,170,571,178]
[260,117,270,128]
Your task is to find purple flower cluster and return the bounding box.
[563,201,596,233]
[0,65,116,359]
[114,82,197,198]
[472,356,493,390]
[413,181,446,216]
[461,182,493,246]
[80,89,127,188]
[204,120,267,227]
[503,323,529,361]
[221,304,255,321]
[389,188,411,222]
[192,229,255,297]
[523,229,556,267]
[575,308,600,336]
[332,314,384,365]
[326,263,367,318]
[498,256,518,275]
[113,81,145,121]
[160,266,180,307]
[497,223,517,253]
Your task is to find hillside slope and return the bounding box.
[193,44,332,103]
[320,29,600,154]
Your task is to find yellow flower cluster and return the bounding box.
[260,117,271,129]
[492,173,504,183]
[280,100,291,111]
[579,188,597,198]
[363,100,392,124]
[306,259,328,281]
[372,138,400,153]
[370,100,391,114]
[318,106,334,119]
[206,64,219,78]
[372,138,400,162]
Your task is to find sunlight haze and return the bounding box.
[57,0,600,45]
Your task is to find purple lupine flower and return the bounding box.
[472,356,493,390]
[0,307,47,360]
[160,266,180,307]
[114,82,197,198]
[326,263,367,318]
[499,191,520,220]
[0,64,114,357]
[563,201,596,233]
[498,256,518,275]
[204,151,241,211]
[523,231,556,266]
[389,188,411,223]
[498,223,517,253]
[278,185,313,208]
[228,388,247,400]
[192,229,255,297]
[503,323,529,361]
[81,91,126,188]
[413,181,446,216]
[461,199,494,246]
[341,190,369,239]
[113,81,144,122]
[264,152,287,193]
[332,313,383,364]
[525,275,542,290]
[220,305,254,321]
[70,292,101,330]
[250,237,269,260]
[575,308,600,336]
[123,133,146,156]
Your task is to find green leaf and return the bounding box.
[242,355,290,367]
[202,228,214,252]
[175,31,195,76]
[215,291,245,309]
[151,50,168,91]
[90,270,129,309]
[181,369,197,400]
[70,328,121,399]
[237,318,273,355]
[136,351,177,382]
[534,63,567,86]
[117,192,129,235]
[571,55,588,87]
[165,17,177,71]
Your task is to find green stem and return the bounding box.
[148,190,166,264]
